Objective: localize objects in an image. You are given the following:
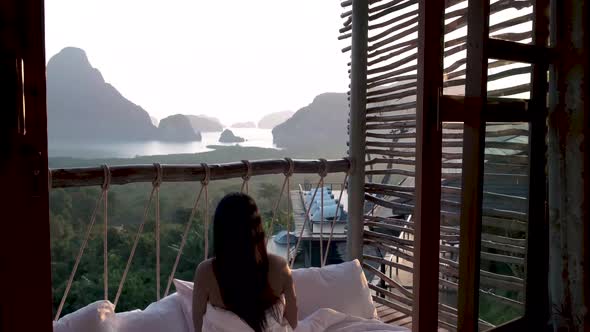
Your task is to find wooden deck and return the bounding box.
[376,303,450,331]
[290,189,348,241]
[376,303,413,328]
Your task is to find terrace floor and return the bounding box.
[376,303,449,331]
[376,303,412,327]
[291,189,348,241]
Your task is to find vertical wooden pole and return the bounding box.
[0,0,53,331]
[524,0,550,328]
[347,0,368,262]
[457,0,489,330]
[412,0,444,331]
[547,0,589,329]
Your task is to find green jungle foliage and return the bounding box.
[50,147,348,316]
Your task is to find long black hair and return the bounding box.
[212,193,280,332]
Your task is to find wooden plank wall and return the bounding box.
[340,0,535,330]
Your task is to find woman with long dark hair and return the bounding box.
[192,193,298,332]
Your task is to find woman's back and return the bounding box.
[192,193,297,332]
[194,254,295,311]
[193,254,297,332]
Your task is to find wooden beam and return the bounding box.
[457,0,489,330]
[487,38,553,64]
[50,158,351,188]
[439,95,531,122]
[412,0,444,331]
[0,0,53,331]
[347,0,369,262]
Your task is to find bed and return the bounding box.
[53,260,408,332]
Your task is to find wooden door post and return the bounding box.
[347,0,369,262]
[0,1,53,331]
[412,0,445,331]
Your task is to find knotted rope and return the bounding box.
[240,160,252,194]
[101,165,111,302]
[201,163,211,260]
[153,163,163,301]
[267,158,295,245]
[284,158,295,179]
[284,158,294,262]
[55,183,107,320]
[267,180,288,244]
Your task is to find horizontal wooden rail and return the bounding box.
[439,95,531,122]
[487,38,553,64]
[50,158,351,189]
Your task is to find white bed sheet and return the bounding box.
[295,308,409,332]
[202,304,408,332]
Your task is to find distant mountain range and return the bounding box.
[231,121,256,128]
[258,111,294,129]
[47,47,350,153]
[272,93,348,155]
[47,47,199,142]
[186,115,224,132]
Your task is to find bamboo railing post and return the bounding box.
[347,0,369,262]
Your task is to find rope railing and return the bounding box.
[284,158,294,264]
[164,182,206,297]
[290,177,322,268]
[201,163,211,260]
[267,176,289,244]
[50,158,351,318]
[113,171,159,309]
[50,158,350,188]
[101,165,111,302]
[54,184,106,321]
[322,172,349,267]
[153,163,163,301]
[240,160,252,194]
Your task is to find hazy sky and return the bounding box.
[45,0,350,124]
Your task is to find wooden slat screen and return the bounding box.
[340,0,536,330]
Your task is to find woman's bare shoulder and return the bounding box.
[268,254,288,270]
[194,258,215,283]
[268,254,292,280]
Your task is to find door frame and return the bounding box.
[0,1,53,331]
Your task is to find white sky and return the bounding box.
[44,0,350,125]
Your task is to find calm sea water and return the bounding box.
[48,128,277,158]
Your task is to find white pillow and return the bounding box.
[291,259,377,319]
[174,278,196,332]
[53,300,115,332]
[108,293,189,332]
[173,260,377,327]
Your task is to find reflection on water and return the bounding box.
[49,128,277,158]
